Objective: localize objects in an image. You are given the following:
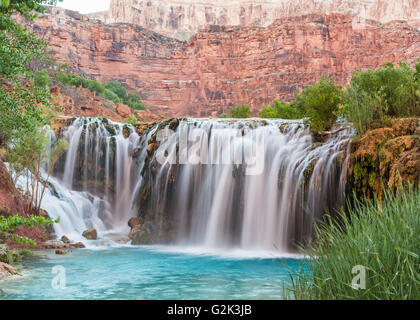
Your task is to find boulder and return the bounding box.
[0,262,19,280]
[82,228,98,240]
[130,229,151,245]
[128,223,152,245]
[128,217,141,229]
[61,235,70,244]
[55,249,68,255]
[116,103,131,118]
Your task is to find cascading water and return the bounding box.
[43,117,352,253]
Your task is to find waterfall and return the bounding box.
[44,117,352,252]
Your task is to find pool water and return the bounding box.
[0,246,304,300]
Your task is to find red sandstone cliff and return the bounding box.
[28,7,420,117]
[104,0,420,41]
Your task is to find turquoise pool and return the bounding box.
[0,246,304,300]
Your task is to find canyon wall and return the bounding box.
[30,7,420,117]
[104,0,420,41]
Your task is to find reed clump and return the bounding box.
[289,185,420,300]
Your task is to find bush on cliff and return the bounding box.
[290,185,420,300]
[55,72,148,110]
[342,60,420,134]
[292,77,343,133]
[259,99,302,119]
[55,72,121,104]
[230,104,252,118]
[104,80,127,100]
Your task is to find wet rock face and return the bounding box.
[28,9,420,117]
[106,0,420,41]
[348,118,420,199]
[0,262,19,280]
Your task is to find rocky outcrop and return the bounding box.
[348,118,420,199]
[115,103,132,118]
[28,8,420,117]
[0,262,19,280]
[104,0,420,41]
[50,86,125,122]
[0,162,25,216]
[128,217,153,245]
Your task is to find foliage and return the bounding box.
[0,247,33,265]
[0,82,52,144]
[104,80,126,100]
[34,70,50,87]
[218,113,230,118]
[0,0,61,145]
[259,99,302,119]
[292,77,342,133]
[230,104,252,118]
[290,186,420,300]
[125,92,147,110]
[7,126,68,214]
[126,114,139,125]
[0,214,59,246]
[54,72,148,110]
[342,61,420,134]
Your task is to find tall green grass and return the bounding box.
[289,186,420,300]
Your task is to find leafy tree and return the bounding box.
[292,78,342,133]
[0,82,52,144]
[230,104,252,118]
[7,126,68,214]
[0,0,61,144]
[259,99,302,119]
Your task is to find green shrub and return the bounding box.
[126,114,139,125]
[218,113,230,118]
[34,70,50,88]
[0,214,59,246]
[104,80,127,100]
[259,99,302,119]
[230,104,252,118]
[293,77,342,133]
[125,92,147,110]
[342,60,420,134]
[290,186,420,300]
[55,72,149,110]
[101,89,121,104]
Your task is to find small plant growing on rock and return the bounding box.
[0,214,59,246]
[126,114,139,125]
